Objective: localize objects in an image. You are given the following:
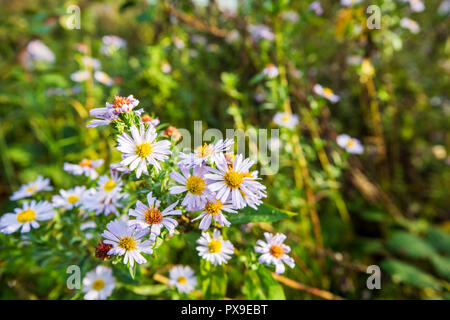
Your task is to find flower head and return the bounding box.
[402,0,425,12]
[313,84,340,103]
[52,186,87,210]
[341,0,362,7]
[206,154,266,209]
[1,200,55,234]
[192,198,236,230]
[400,17,420,34]
[179,139,233,168]
[64,159,104,179]
[82,266,115,300]
[196,229,234,266]
[169,165,214,211]
[87,95,143,128]
[102,219,154,268]
[255,232,295,274]
[309,1,323,15]
[95,241,113,261]
[10,176,53,201]
[116,123,171,178]
[82,189,127,217]
[336,134,364,154]
[129,192,181,241]
[26,40,55,63]
[168,265,197,293]
[262,64,279,79]
[101,35,127,56]
[94,71,114,86]
[273,112,299,129]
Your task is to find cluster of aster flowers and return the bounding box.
[1,94,297,299]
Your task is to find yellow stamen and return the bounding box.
[136,142,152,158]
[224,170,244,189]
[67,195,79,204]
[118,236,136,251]
[322,88,334,97]
[17,209,36,223]
[195,143,213,158]
[103,179,116,192]
[204,201,223,216]
[208,239,222,253]
[177,276,187,284]
[185,175,206,195]
[26,185,37,193]
[144,206,163,225]
[79,159,92,167]
[282,115,289,122]
[270,245,285,258]
[92,279,105,291]
[347,139,355,147]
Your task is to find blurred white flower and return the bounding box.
[341,0,362,7]
[70,70,91,82]
[313,84,340,103]
[273,112,299,129]
[64,159,104,179]
[1,200,55,234]
[309,1,323,16]
[52,186,87,210]
[101,35,127,56]
[168,265,197,294]
[248,24,275,41]
[262,64,279,79]
[82,266,115,300]
[400,17,420,34]
[10,176,53,201]
[26,40,55,63]
[94,71,114,86]
[336,134,364,154]
[82,56,101,70]
[268,137,282,152]
[402,0,425,12]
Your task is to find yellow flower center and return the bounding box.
[185,175,206,195]
[208,239,222,253]
[270,245,285,258]
[118,236,136,251]
[113,96,130,108]
[322,88,334,97]
[79,159,92,167]
[177,276,187,284]
[136,142,153,158]
[92,279,105,291]
[26,185,37,193]
[17,209,36,223]
[67,195,79,204]
[282,115,289,122]
[204,201,223,216]
[224,170,244,189]
[195,143,213,158]
[103,179,116,192]
[347,139,355,147]
[144,206,163,225]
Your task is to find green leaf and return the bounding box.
[257,267,286,300]
[426,228,450,254]
[122,284,167,296]
[387,231,436,259]
[228,203,296,225]
[382,259,441,290]
[430,255,450,281]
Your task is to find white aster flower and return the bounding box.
[309,1,323,15]
[82,56,101,70]
[10,176,53,201]
[63,158,104,179]
[341,0,362,7]
[97,173,123,195]
[0,200,55,234]
[255,232,295,274]
[262,64,279,79]
[101,35,127,56]
[129,192,181,241]
[168,265,197,294]
[336,134,364,154]
[402,0,425,12]
[273,112,299,129]
[52,186,86,210]
[161,61,172,74]
[400,17,420,34]
[26,40,55,63]
[313,84,340,103]
[102,219,154,268]
[206,154,266,209]
[196,229,234,266]
[70,70,91,82]
[169,165,213,211]
[179,139,234,168]
[248,24,275,41]
[94,71,114,86]
[82,266,115,300]
[82,189,127,217]
[117,122,171,178]
[192,198,236,230]
[439,0,450,15]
